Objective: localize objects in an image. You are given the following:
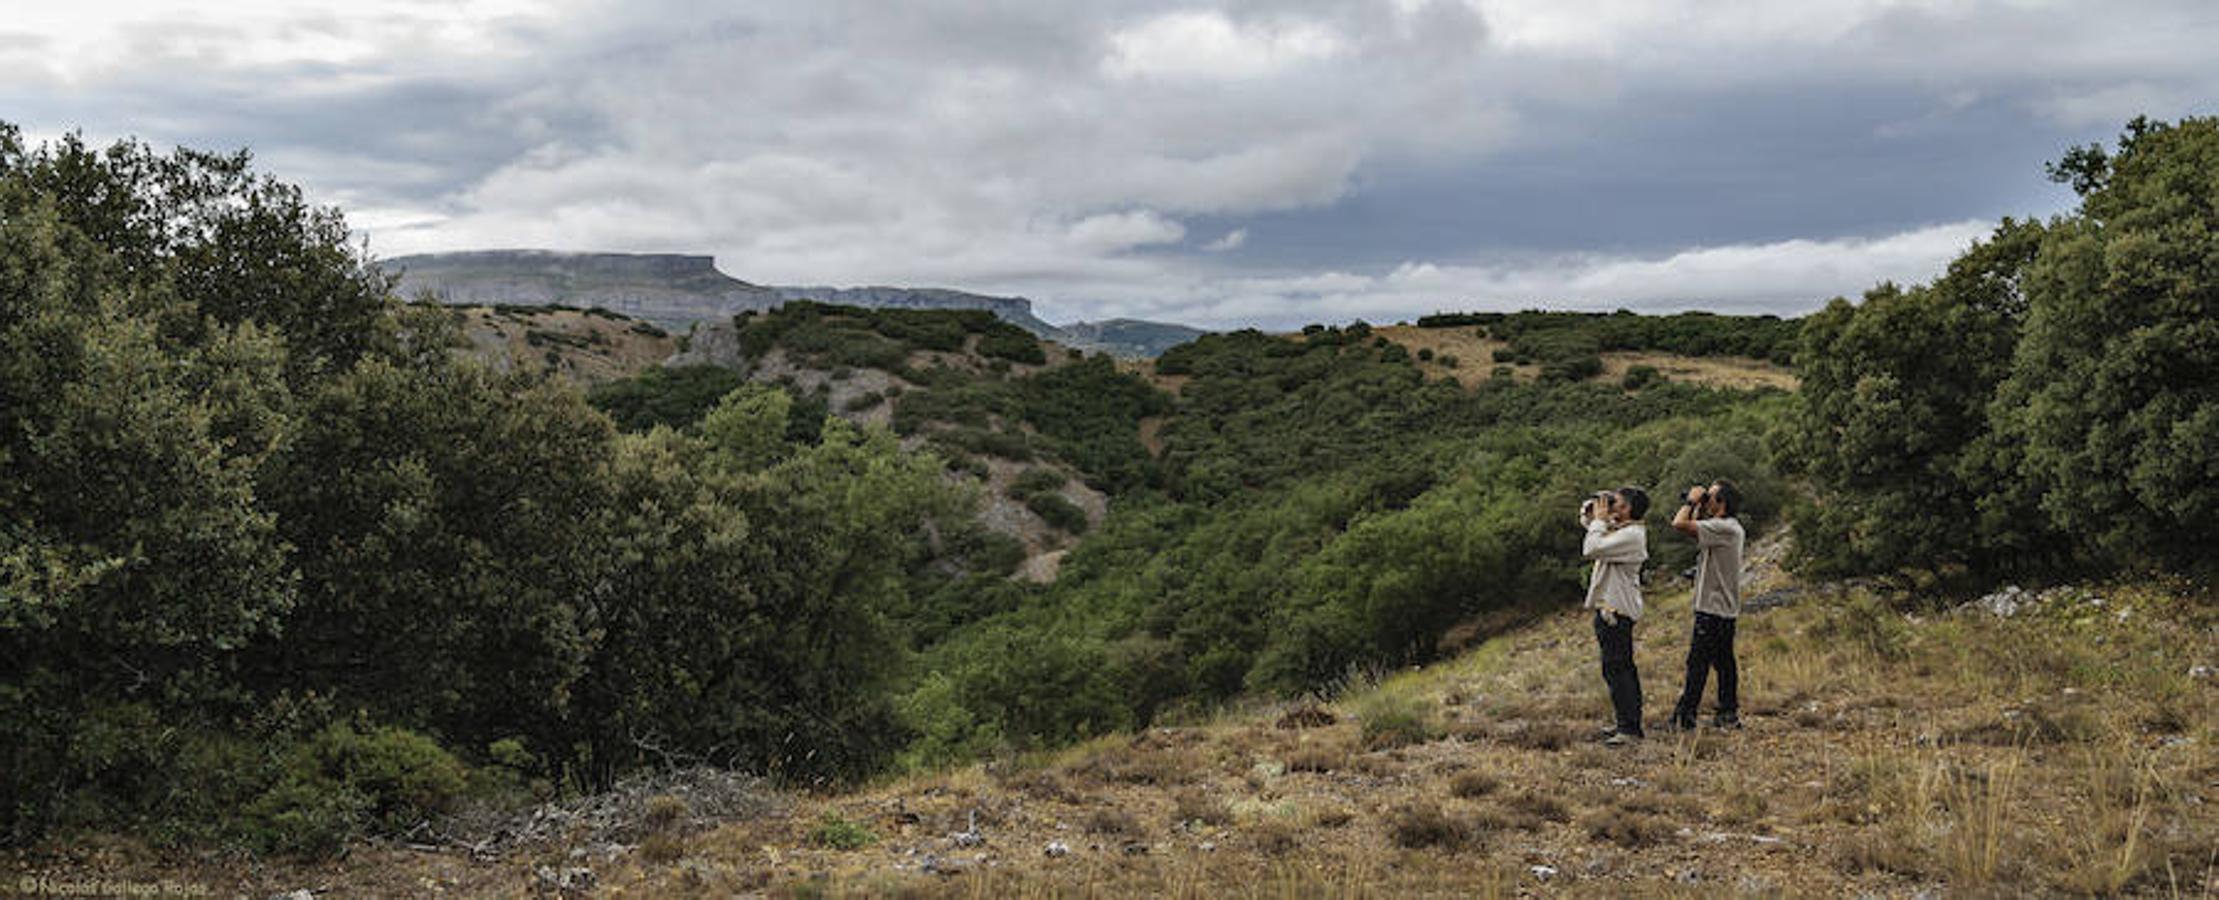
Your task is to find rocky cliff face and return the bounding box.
[386,250,780,328]
[383,250,1211,358]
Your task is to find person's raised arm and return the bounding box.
[1583,518,1645,562]
[1671,485,1702,537]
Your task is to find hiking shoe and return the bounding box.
[1603,731,1643,746]
[1595,725,1621,741]
[1713,712,1744,730]
[1659,714,1699,733]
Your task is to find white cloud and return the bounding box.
[1202,228,1247,252]
[1103,11,1345,81]
[1036,220,1994,330]
[1066,210,1187,253]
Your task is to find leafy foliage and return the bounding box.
[589,365,750,433]
[1418,310,1800,364]
[1780,116,2218,578]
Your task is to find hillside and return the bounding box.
[1373,324,1800,392]
[592,301,1162,580]
[447,304,680,383]
[22,539,2209,896]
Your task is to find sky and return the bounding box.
[4,1,2215,329]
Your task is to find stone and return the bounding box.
[534,866,595,892]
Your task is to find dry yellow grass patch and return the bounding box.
[1601,351,1799,391]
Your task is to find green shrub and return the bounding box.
[588,365,747,432]
[1539,354,1603,383]
[1010,467,1068,499]
[979,327,1047,364]
[1622,365,1666,390]
[809,812,878,849]
[1027,491,1090,534]
[221,720,479,856]
[1355,689,1441,751]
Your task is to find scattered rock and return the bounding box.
[272,891,315,900]
[1529,864,1558,882]
[1964,585,2028,618]
[2191,664,2214,680]
[441,766,777,859]
[1608,777,1648,788]
[534,866,595,893]
[947,809,984,848]
[1043,841,1070,858]
[1198,841,1216,852]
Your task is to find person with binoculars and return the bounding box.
[1668,480,1746,731]
[1580,486,1651,745]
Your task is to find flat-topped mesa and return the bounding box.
[382,250,779,327]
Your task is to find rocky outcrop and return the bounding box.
[385,250,780,328]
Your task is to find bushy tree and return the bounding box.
[1986,116,2219,570]
[252,336,619,768]
[1782,116,2216,578]
[0,181,299,840]
[1778,218,2047,574]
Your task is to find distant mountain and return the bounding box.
[1054,318,1213,359]
[379,250,1208,357]
[383,250,777,328]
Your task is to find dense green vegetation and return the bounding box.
[1419,310,1800,366]
[587,364,747,431]
[897,325,1790,765]
[731,300,1048,371]
[0,125,985,849]
[1776,115,2218,580]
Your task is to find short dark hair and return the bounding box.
[1708,479,1742,517]
[1616,486,1650,520]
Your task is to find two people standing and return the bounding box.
[1578,480,1745,744]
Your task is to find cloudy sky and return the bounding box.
[5,1,2215,328]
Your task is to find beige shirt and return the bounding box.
[1692,517,1746,618]
[1582,520,1647,621]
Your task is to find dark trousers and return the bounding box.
[1593,610,1643,736]
[1674,611,1738,721]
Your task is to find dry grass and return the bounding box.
[1447,770,1500,799]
